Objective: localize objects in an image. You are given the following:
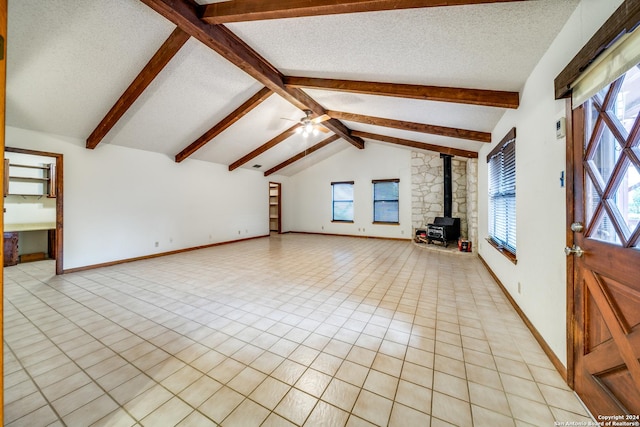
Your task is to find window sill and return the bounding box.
[372,222,399,225]
[486,238,517,264]
[332,220,354,223]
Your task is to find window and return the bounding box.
[332,181,354,222]
[488,128,516,258]
[373,179,399,224]
[583,68,640,247]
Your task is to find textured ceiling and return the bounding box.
[7,0,580,176]
[226,1,579,91]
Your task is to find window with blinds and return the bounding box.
[332,181,354,222]
[488,128,516,255]
[373,179,399,224]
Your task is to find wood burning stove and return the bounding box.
[427,217,461,247]
[425,154,461,247]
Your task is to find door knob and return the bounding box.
[571,222,584,233]
[564,245,584,257]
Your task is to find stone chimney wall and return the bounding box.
[411,151,477,247]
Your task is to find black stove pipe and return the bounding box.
[440,154,453,218]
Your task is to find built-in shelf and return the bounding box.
[269,183,280,233]
[8,176,50,182]
[11,163,49,170]
[4,159,56,198]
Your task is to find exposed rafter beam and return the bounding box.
[86,27,190,149]
[229,125,300,171]
[175,87,272,163]
[139,0,365,149]
[352,131,478,158]
[285,76,520,109]
[200,0,526,24]
[264,134,341,176]
[328,111,491,143]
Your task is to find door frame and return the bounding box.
[565,98,576,389]
[1,0,7,420]
[5,147,64,275]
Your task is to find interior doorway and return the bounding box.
[5,147,63,274]
[269,182,281,234]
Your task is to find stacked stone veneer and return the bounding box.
[466,158,478,250]
[411,152,478,250]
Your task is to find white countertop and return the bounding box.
[5,223,56,232]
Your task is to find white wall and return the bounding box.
[5,195,56,226]
[7,126,286,270]
[478,0,624,366]
[288,142,413,239]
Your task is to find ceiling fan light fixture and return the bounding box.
[304,122,313,134]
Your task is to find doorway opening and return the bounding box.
[269,182,281,234]
[4,147,63,275]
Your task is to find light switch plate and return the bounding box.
[556,117,566,138]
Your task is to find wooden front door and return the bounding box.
[569,68,640,417]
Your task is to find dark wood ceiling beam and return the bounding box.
[285,76,520,109]
[86,27,190,149]
[328,111,490,142]
[352,131,478,158]
[229,125,300,171]
[264,134,341,176]
[141,0,283,94]
[201,0,526,24]
[139,0,365,150]
[175,87,272,163]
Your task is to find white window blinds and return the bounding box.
[488,129,516,254]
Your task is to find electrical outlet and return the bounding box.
[154,241,159,248]
[238,230,241,235]
[321,226,324,230]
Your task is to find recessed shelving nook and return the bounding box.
[269,182,281,233]
[4,158,56,197]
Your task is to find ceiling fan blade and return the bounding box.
[280,117,296,122]
[317,126,330,133]
[311,114,330,124]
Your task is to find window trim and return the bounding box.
[487,128,517,260]
[372,179,400,225]
[331,181,354,223]
[486,237,518,264]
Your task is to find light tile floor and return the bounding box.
[4,234,594,426]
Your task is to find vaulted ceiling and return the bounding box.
[7,0,580,176]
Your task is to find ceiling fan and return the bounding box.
[287,110,330,137]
